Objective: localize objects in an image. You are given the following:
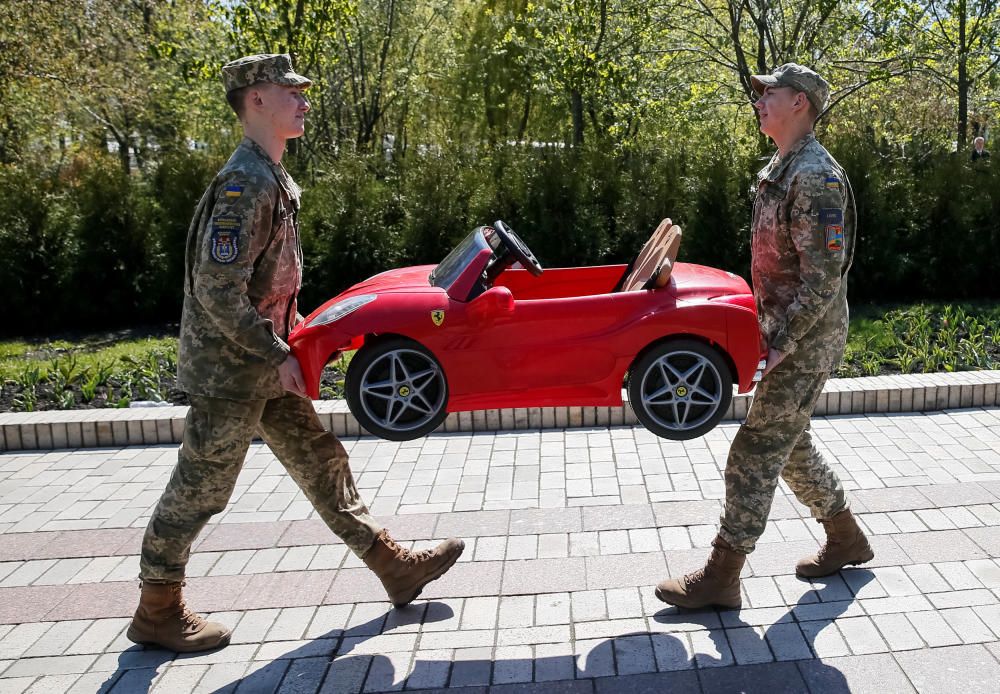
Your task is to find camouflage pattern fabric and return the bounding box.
[717,130,855,554]
[750,63,830,115]
[140,394,381,582]
[178,137,303,401]
[719,364,847,554]
[751,132,856,372]
[221,53,312,93]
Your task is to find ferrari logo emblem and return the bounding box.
[431,310,445,326]
[676,386,688,397]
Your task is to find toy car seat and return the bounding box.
[616,218,683,291]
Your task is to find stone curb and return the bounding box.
[1,371,998,452]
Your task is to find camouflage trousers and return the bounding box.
[719,364,847,554]
[140,393,381,582]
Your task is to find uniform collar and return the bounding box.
[762,131,816,183]
[239,137,299,202]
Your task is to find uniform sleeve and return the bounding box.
[769,169,848,356]
[190,171,290,366]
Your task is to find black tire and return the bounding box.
[627,338,733,440]
[345,338,449,441]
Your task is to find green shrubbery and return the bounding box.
[0,132,997,338]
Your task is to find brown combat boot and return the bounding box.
[796,508,874,578]
[126,581,231,653]
[363,529,465,607]
[655,535,745,609]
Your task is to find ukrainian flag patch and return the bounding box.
[224,184,243,198]
[825,176,840,190]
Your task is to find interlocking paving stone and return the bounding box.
[893,529,991,563]
[500,558,587,595]
[893,644,1000,693]
[651,500,722,528]
[2,408,1000,692]
[797,653,916,693]
[584,553,668,590]
[508,507,582,535]
[696,660,810,693]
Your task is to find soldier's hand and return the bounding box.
[278,355,308,398]
[762,348,786,376]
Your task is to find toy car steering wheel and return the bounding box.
[493,220,544,276]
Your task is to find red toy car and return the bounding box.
[290,220,765,441]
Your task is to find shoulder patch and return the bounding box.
[825,176,840,190]
[224,184,243,198]
[825,225,844,251]
[210,216,241,264]
[819,208,843,225]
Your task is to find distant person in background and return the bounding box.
[971,137,990,161]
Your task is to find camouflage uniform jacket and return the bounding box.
[752,132,856,372]
[177,137,303,400]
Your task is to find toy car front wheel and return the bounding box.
[346,338,449,441]
[627,339,733,440]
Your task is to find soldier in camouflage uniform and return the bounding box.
[127,55,465,653]
[656,64,873,610]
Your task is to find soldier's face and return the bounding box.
[753,86,802,139]
[256,83,311,139]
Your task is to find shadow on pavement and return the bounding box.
[95,570,876,693]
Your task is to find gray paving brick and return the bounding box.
[492,645,532,684]
[894,644,1000,694]
[906,610,962,647]
[613,634,657,675]
[726,626,774,665]
[533,642,575,682]
[534,593,570,626]
[800,620,849,658]
[964,525,1000,556]
[893,529,989,563]
[582,504,654,531]
[764,623,812,661]
[870,612,924,651]
[698,660,809,693]
[689,628,734,668]
[584,552,667,590]
[448,647,492,687]
[501,558,586,595]
[3,654,97,678]
[797,653,915,694]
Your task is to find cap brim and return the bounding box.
[750,75,779,96]
[278,73,312,89]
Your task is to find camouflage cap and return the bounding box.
[750,63,830,114]
[221,54,312,93]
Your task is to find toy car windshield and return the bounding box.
[429,227,492,291]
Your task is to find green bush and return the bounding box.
[0,132,997,335]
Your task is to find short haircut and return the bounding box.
[974,136,985,144]
[226,85,251,119]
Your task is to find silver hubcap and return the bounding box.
[358,348,446,432]
[639,350,723,431]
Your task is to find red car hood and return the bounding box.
[671,262,750,298]
[337,264,439,298]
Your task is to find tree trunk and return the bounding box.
[957,0,969,147]
[571,90,585,146]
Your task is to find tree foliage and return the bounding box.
[0,0,997,337]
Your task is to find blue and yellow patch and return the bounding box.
[224,184,243,198]
[210,216,241,263]
[825,176,840,190]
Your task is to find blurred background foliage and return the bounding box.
[0,0,998,336]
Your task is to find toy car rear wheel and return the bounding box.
[346,338,449,441]
[627,339,732,440]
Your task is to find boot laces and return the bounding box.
[683,551,720,588]
[169,584,204,631]
[382,533,434,565]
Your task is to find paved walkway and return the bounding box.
[0,408,999,693]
